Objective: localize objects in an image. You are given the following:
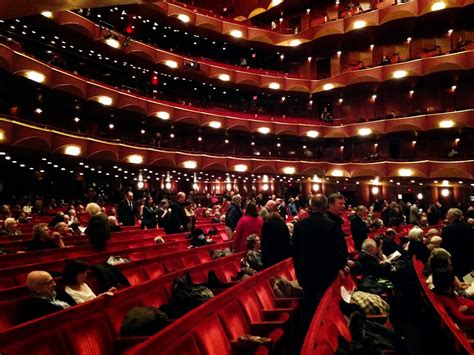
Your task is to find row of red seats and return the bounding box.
[0,250,245,354]
[0,240,233,331]
[0,229,229,292]
[125,258,300,355]
[301,274,357,355]
[412,256,473,354]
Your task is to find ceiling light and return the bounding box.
[104,36,120,49]
[234,164,248,172]
[312,183,320,192]
[257,127,270,134]
[35,108,42,114]
[41,11,53,18]
[431,1,446,11]
[398,168,413,177]
[392,70,408,79]
[440,188,450,197]
[306,130,319,138]
[230,30,242,38]
[218,74,230,81]
[331,170,343,177]
[183,160,197,169]
[64,145,81,156]
[283,166,295,175]
[358,128,372,136]
[177,14,190,23]
[97,96,113,106]
[268,82,280,90]
[439,120,454,128]
[353,20,367,29]
[156,111,170,120]
[24,70,45,83]
[128,154,143,164]
[164,60,178,68]
[371,186,379,194]
[0,130,5,141]
[322,83,334,91]
[209,121,222,129]
[289,39,301,47]
[442,180,449,186]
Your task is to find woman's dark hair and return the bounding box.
[432,268,455,294]
[266,211,283,221]
[144,197,153,207]
[63,259,89,285]
[429,253,450,274]
[245,203,258,217]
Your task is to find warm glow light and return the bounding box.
[392,70,408,79]
[97,96,113,106]
[306,130,319,138]
[289,39,302,47]
[417,193,423,200]
[398,168,413,177]
[230,30,243,38]
[156,111,170,120]
[257,127,271,134]
[137,181,144,189]
[41,11,53,18]
[209,121,222,129]
[262,183,269,191]
[358,128,372,136]
[193,183,199,190]
[322,83,335,91]
[218,74,230,81]
[268,82,281,90]
[24,70,46,83]
[439,120,455,128]
[128,154,143,164]
[183,160,197,169]
[282,166,295,175]
[431,1,446,11]
[371,186,379,194]
[270,0,284,7]
[353,20,367,29]
[177,14,190,23]
[104,37,120,49]
[441,188,450,197]
[312,183,320,192]
[442,180,449,186]
[164,60,178,68]
[234,164,248,172]
[0,129,5,141]
[331,170,343,177]
[64,145,81,156]
[165,182,172,190]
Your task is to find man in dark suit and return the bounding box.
[167,192,187,234]
[442,208,474,278]
[118,191,138,226]
[292,194,348,328]
[350,205,370,251]
[21,271,75,322]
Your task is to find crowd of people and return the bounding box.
[1,189,473,351]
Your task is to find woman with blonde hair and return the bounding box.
[85,203,110,248]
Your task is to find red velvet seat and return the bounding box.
[180,254,201,268]
[142,262,165,280]
[192,314,232,354]
[162,258,185,273]
[122,267,148,286]
[60,313,116,355]
[195,251,211,264]
[1,329,69,355]
[160,333,201,355]
[104,297,141,336]
[0,298,24,331]
[254,282,298,312]
[238,290,290,324]
[136,287,169,308]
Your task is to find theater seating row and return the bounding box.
[0,238,232,305]
[125,258,300,355]
[412,257,473,354]
[0,251,245,354]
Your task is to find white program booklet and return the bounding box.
[78,226,86,233]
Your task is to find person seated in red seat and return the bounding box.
[358,238,391,279]
[63,260,115,304]
[0,217,22,237]
[108,216,122,232]
[54,222,72,238]
[433,268,474,328]
[21,271,76,322]
[26,223,66,251]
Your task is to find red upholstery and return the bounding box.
[160,333,201,354]
[162,258,184,273]
[192,314,232,354]
[137,287,169,308]
[60,313,116,355]
[142,262,165,280]
[104,297,141,336]
[0,299,25,331]
[238,290,289,323]
[0,329,68,355]
[122,267,148,286]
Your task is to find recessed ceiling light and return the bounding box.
[392,70,408,79]
[230,30,243,38]
[156,111,170,120]
[306,130,319,138]
[209,121,222,129]
[64,145,81,156]
[218,74,230,81]
[358,128,372,136]
[439,120,454,128]
[322,83,334,91]
[164,60,178,68]
[24,70,45,83]
[268,82,280,90]
[257,127,270,134]
[177,14,190,23]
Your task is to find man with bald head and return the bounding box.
[22,271,75,321]
[259,200,277,220]
[292,194,348,328]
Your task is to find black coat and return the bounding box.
[86,213,110,248]
[350,215,370,251]
[261,218,292,268]
[21,292,76,322]
[442,220,474,277]
[167,202,186,234]
[118,199,138,226]
[225,203,242,232]
[142,206,158,229]
[358,251,391,279]
[292,212,348,293]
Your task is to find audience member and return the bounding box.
[118,191,138,226]
[350,205,370,251]
[409,200,422,225]
[232,203,263,252]
[141,197,158,229]
[157,199,171,230]
[27,223,65,251]
[406,226,430,264]
[22,271,75,322]
[168,192,187,234]
[261,212,292,268]
[358,238,391,279]
[1,217,22,236]
[240,234,263,272]
[225,194,243,239]
[85,202,110,248]
[259,200,277,220]
[108,216,122,232]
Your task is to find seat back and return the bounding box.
[192,315,231,354]
[217,301,251,340]
[1,329,69,355]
